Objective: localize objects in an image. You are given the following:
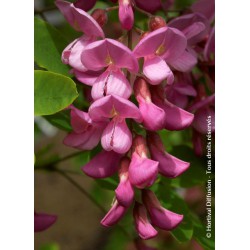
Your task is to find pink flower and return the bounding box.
[135,0,161,13]
[89,95,142,153]
[147,132,190,178]
[151,85,194,131]
[191,0,215,23]
[34,211,57,232]
[134,77,165,131]
[133,27,187,85]
[119,0,134,30]
[115,157,134,207]
[168,13,209,72]
[74,0,97,12]
[133,202,158,240]
[82,150,122,178]
[128,135,158,188]
[101,200,127,227]
[142,190,183,230]
[81,38,138,99]
[64,106,108,150]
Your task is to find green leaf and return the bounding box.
[157,183,193,243]
[34,17,70,76]
[39,243,60,250]
[169,146,209,188]
[44,110,72,132]
[34,70,78,116]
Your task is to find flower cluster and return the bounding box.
[55,0,215,242]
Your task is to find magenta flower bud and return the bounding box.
[82,150,122,178]
[133,202,158,240]
[128,135,158,188]
[115,157,134,207]
[91,9,108,27]
[148,16,166,31]
[192,130,203,157]
[74,0,96,11]
[147,132,190,178]
[135,0,161,13]
[118,0,134,30]
[101,200,127,227]
[142,190,183,231]
[34,211,57,232]
[151,85,194,131]
[134,77,165,131]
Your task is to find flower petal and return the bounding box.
[73,69,102,86]
[115,179,134,207]
[89,95,142,122]
[101,118,132,154]
[91,68,132,100]
[82,150,122,178]
[128,152,158,189]
[133,202,158,240]
[119,0,134,30]
[101,200,127,227]
[143,56,174,84]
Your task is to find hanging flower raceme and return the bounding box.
[128,135,159,189]
[118,0,134,30]
[133,27,187,85]
[88,94,142,153]
[147,132,190,178]
[81,38,138,100]
[142,190,183,230]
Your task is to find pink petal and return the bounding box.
[70,109,91,133]
[135,0,161,13]
[34,212,57,232]
[142,190,183,231]
[115,179,134,207]
[133,27,187,62]
[91,68,132,100]
[204,28,215,63]
[128,152,158,189]
[133,202,158,240]
[82,150,122,178]
[119,0,134,30]
[101,200,127,227]
[89,95,142,122]
[143,56,174,85]
[55,0,104,37]
[152,95,194,131]
[168,49,197,72]
[137,98,165,131]
[191,0,215,22]
[168,13,209,45]
[101,118,132,154]
[73,69,102,86]
[147,133,190,178]
[81,39,138,72]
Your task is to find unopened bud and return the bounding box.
[91,9,108,27]
[131,135,149,158]
[134,77,151,102]
[148,16,166,31]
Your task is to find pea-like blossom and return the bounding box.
[168,13,209,72]
[64,106,108,150]
[89,94,142,153]
[133,27,187,85]
[115,157,134,207]
[142,190,183,230]
[81,38,138,99]
[133,202,158,240]
[34,211,57,232]
[147,132,190,178]
[128,135,158,188]
[119,0,134,30]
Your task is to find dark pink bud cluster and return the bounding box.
[55,0,214,240]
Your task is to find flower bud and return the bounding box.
[91,9,108,27]
[142,190,183,231]
[115,157,134,207]
[119,0,134,30]
[34,211,57,232]
[74,0,96,11]
[148,16,166,31]
[133,202,158,240]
